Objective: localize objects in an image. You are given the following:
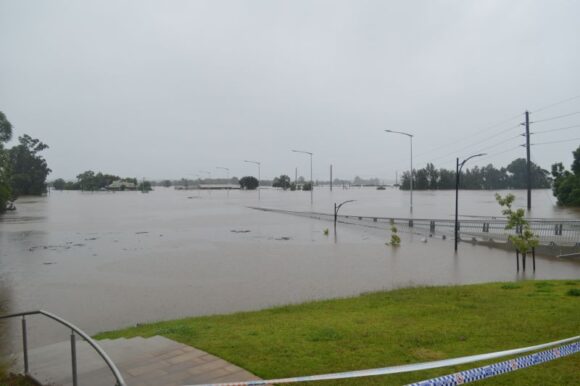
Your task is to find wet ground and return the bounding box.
[0,187,579,349]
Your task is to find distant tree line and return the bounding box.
[52,171,139,191]
[551,145,580,206]
[1,111,51,213]
[399,158,551,190]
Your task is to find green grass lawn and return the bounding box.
[96,280,580,385]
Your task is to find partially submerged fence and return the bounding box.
[251,207,580,247]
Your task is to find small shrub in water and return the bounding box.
[323,228,329,236]
[387,226,400,246]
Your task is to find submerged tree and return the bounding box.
[551,145,580,206]
[0,112,12,212]
[239,176,259,190]
[272,175,291,190]
[495,193,539,263]
[9,134,51,197]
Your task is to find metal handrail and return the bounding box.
[0,310,126,386]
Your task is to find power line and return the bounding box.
[531,94,580,114]
[413,115,522,159]
[532,111,580,124]
[532,137,580,146]
[533,124,580,135]
[415,124,521,163]
[421,131,521,167]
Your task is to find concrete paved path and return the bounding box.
[7,335,263,386]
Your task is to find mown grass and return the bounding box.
[95,280,580,385]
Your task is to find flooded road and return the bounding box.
[1,187,579,347]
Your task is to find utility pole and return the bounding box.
[330,165,333,191]
[525,111,531,210]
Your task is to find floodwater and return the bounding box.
[0,187,579,348]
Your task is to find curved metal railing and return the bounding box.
[0,310,126,386]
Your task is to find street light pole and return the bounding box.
[292,150,313,205]
[216,167,230,196]
[384,130,414,214]
[454,153,486,251]
[244,160,261,200]
[334,200,355,229]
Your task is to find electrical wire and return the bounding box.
[531,94,580,114]
[421,132,522,167]
[532,137,580,146]
[533,124,580,135]
[413,115,522,159]
[532,111,580,124]
[415,124,521,163]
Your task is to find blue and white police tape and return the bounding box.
[185,335,579,386]
[408,341,580,385]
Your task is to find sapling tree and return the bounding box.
[387,225,401,246]
[495,193,539,259]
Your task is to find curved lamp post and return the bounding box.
[385,130,414,214]
[455,153,486,251]
[334,200,355,229]
[244,160,261,200]
[291,150,313,205]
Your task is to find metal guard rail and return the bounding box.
[0,310,126,386]
[250,207,580,245]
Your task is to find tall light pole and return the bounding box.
[244,160,261,200]
[216,167,230,196]
[385,130,413,214]
[455,153,486,251]
[292,149,313,205]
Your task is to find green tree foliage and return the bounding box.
[52,178,66,190]
[400,158,551,190]
[0,111,13,143]
[161,180,172,187]
[551,145,580,206]
[8,134,51,197]
[272,175,291,190]
[76,170,121,191]
[239,176,259,190]
[387,225,400,246]
[138,180,152,192]
[0,112,13,212]
[302,181,312,191]
[495,193,539,255]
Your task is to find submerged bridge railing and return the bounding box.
[252,208,580,246]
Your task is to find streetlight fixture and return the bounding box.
[216,167,230,196]
[384,130,414,214]
[216,166,230,180]
[334,200,355,229]
[244,160,261,200]
[291,149,313,205]
[454,153,486,251]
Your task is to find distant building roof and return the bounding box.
[108,180,137,190]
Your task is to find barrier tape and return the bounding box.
[408,341,580,385]
[185,335,579,386]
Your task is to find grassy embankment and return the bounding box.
[96,281,580,385]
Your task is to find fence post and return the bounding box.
[71,331,78,386]
[22,316,29,374]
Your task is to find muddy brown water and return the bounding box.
[0,187,579,350]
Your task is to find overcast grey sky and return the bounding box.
[1,0,579,181]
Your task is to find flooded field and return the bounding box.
[1,187,579,347]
